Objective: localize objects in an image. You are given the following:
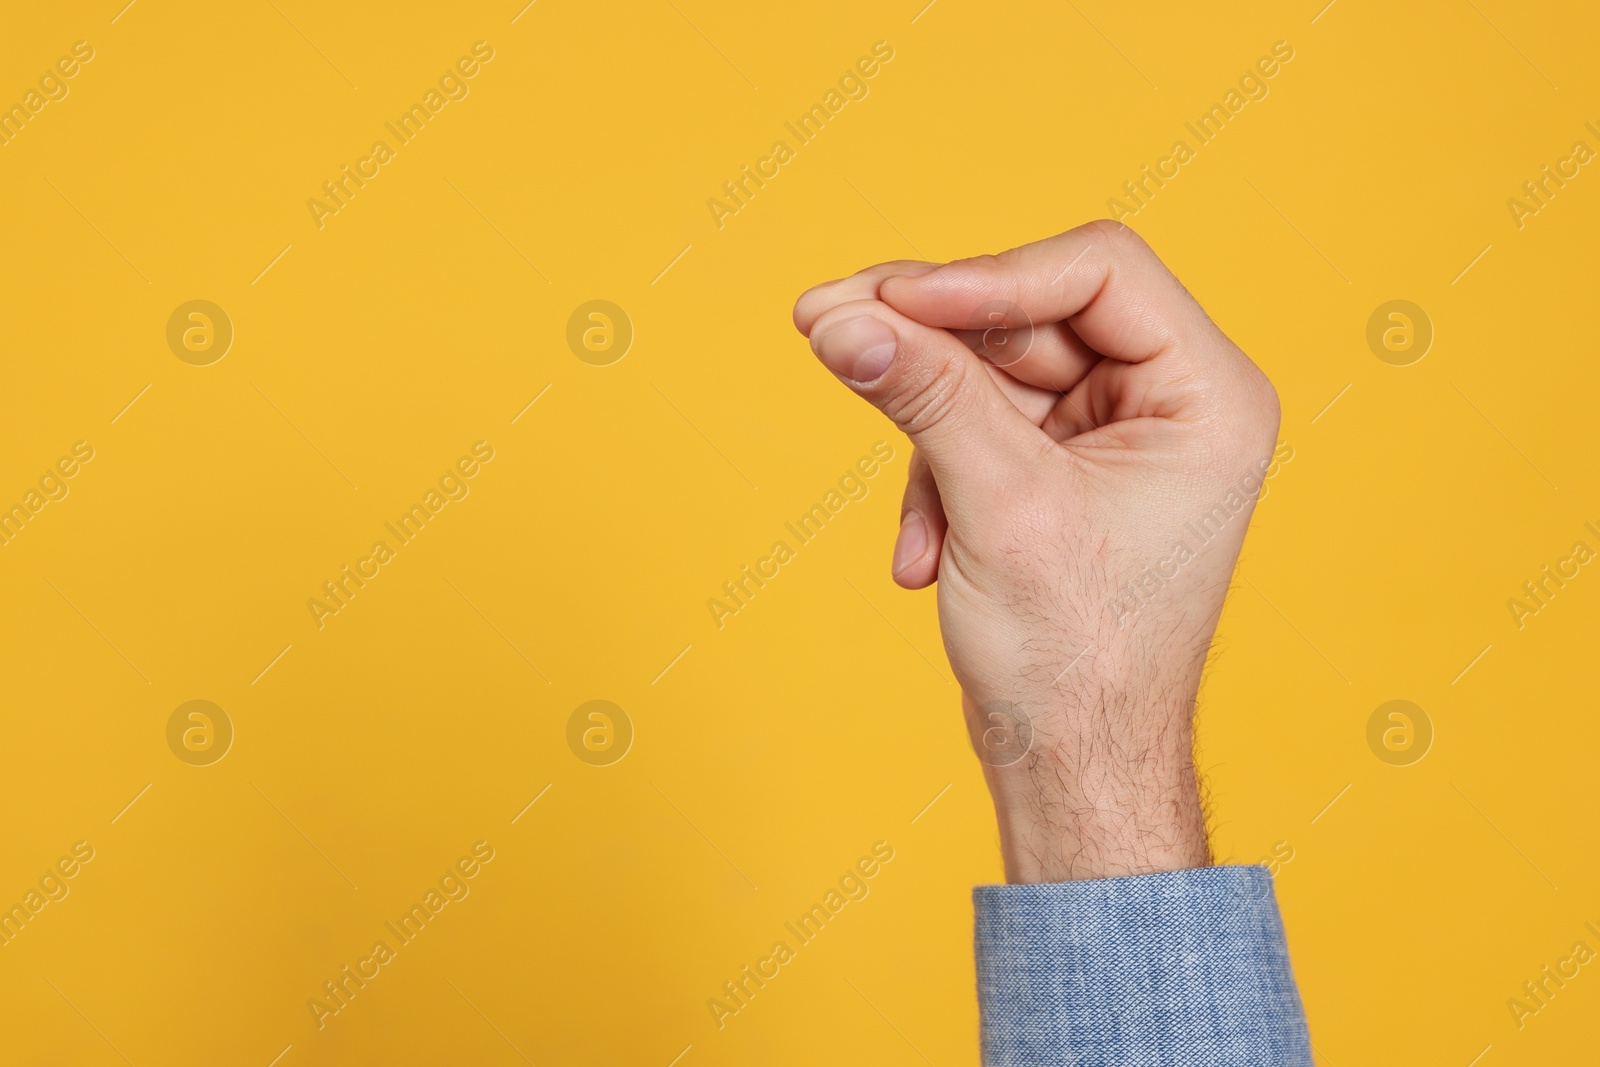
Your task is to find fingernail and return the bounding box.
[892,511,927,576]
[812,316,897,383]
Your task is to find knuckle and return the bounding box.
[1209,357,1280,447]
[1085,217,1149,257]
[1252,368,1282,437]
[882,354,970,438]
[1083,217,1125,240]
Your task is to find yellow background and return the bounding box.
[2,0,1597,1063]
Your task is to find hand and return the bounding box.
[793,221,1281,883]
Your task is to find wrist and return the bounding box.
[985,756,1210,882]
[965,679,1210,883]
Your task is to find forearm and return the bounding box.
[974,659,1213,883]
[985,745,1210,883]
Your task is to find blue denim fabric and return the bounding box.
[974,866,1311,1066]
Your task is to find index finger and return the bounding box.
[792,259,936,337]
[878,220,1214,365]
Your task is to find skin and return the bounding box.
[793,220,1281,884]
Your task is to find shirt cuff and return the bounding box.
[973,865,1312,1067]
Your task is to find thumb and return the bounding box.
[805,297,1041,493]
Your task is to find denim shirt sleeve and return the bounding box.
[973,865,1311,1066]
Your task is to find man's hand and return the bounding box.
[793,221,1281,884]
